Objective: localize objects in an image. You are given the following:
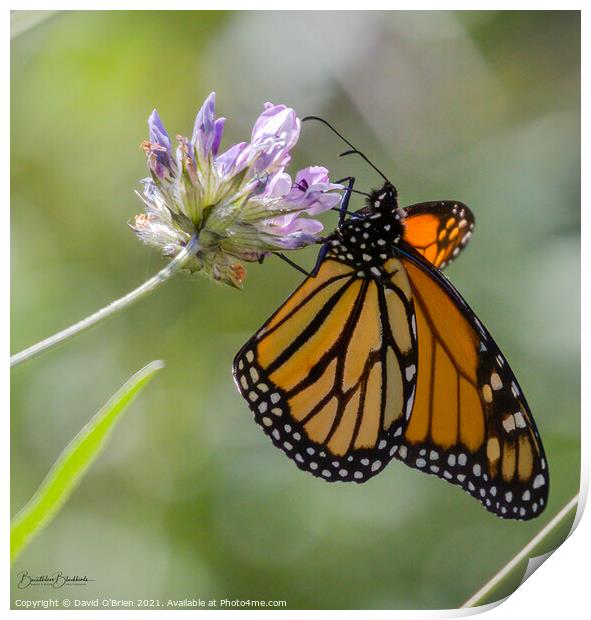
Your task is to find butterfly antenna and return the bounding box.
[302,116,391,185]
[297,178,370,199]
[335,185,372,199]
[339,149,390,185]
[347,188,372,198]
[302,116,359,151]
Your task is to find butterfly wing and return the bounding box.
[233,255,418,482]
[394,243,549,520]
[402,201,474,270]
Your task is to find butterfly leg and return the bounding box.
[273,252,315,276]
[267,178,357,277]
[306,177,357,276]
[333,176,356,225]
[255,247,308,275]
[257,251,276,267]
[274,240,335,278]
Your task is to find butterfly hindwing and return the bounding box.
[233,255,418,482]
[402,201,474,270]
[395,243,548,520]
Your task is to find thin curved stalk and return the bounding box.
[10,236,201,368]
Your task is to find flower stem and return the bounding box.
[10,235,201,368]
[462,494,579,608]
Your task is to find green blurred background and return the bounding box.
[11,10,580,610]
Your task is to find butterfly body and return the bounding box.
[326,185,404,271]
[233,180,549,520]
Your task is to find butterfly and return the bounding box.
[233,128,548,521]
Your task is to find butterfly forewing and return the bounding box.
[402,201,474,270]
[233,256,418,482]
[395,244,548,520]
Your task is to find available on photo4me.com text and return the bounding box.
[14,597,289,609]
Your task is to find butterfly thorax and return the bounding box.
[327,183,405,270]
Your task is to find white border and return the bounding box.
[5,4,586,618]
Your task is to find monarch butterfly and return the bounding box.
[233,123,548,521]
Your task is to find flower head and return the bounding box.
[131,93,342,288]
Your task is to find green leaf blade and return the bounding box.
[10,360,165,563]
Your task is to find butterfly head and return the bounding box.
[366,182,399,215]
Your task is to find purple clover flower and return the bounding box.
[132,92,343,288]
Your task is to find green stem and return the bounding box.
[462,494,579,608]
[10,236,201,368]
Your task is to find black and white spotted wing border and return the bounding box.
[232,264,418,484]
[396,244,549,520]
[233,346,398,483]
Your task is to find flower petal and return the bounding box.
[264,170,292,198]
[192,92,218,159]
[284,166,343,214]
[249,102,301,172]
[261,213,324,236]
[294,165,338,189]
[215,141,249,177]
[148,109,171,152]
[212,117,226,156]
[146,109,174,180]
